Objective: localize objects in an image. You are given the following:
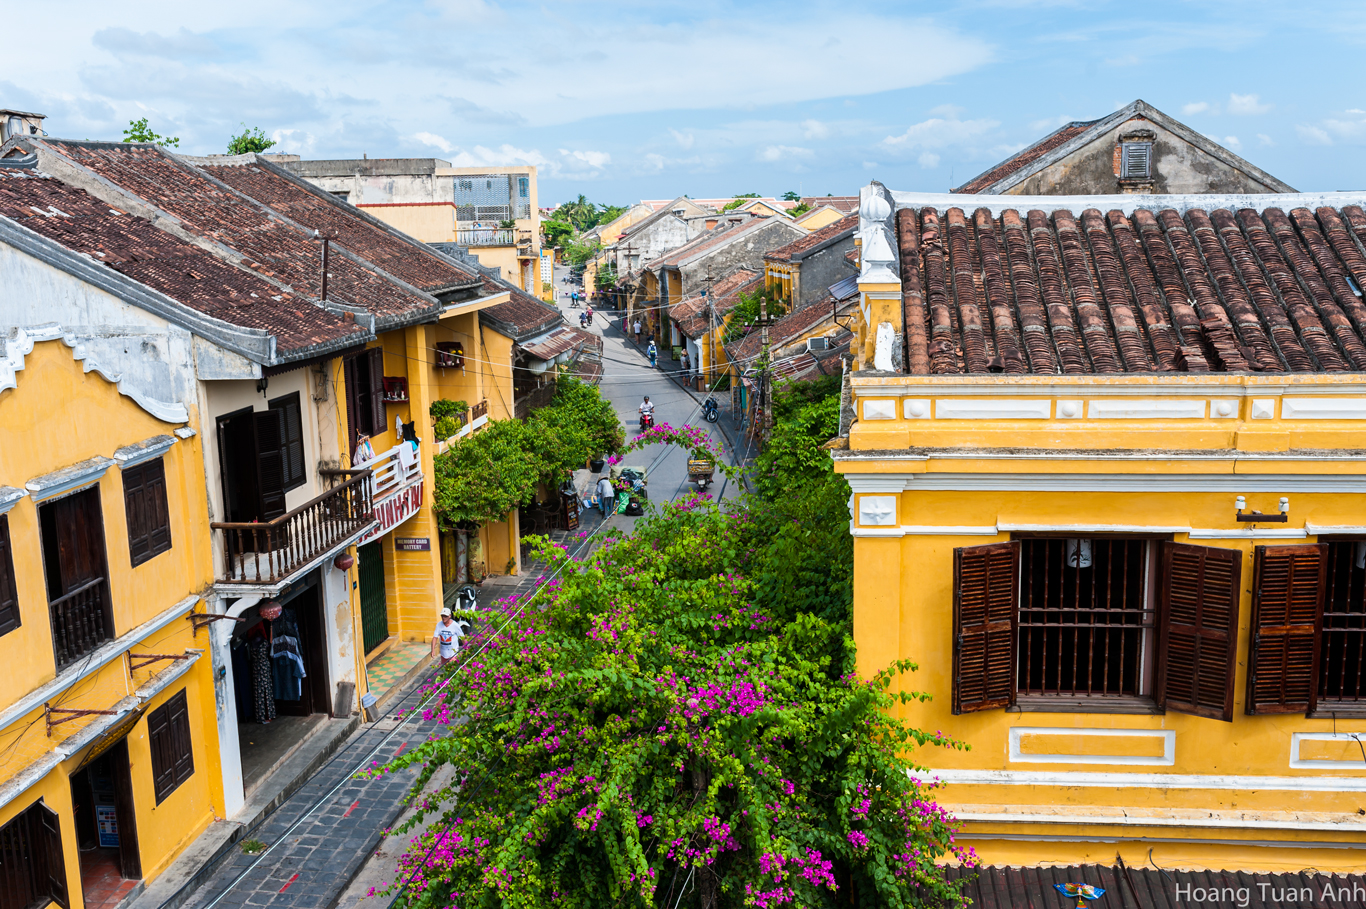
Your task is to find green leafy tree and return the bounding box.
[781,190,801,201]
[721,192,761,212]
[226,124,276,155]
[123,117,179,148]
[724,284,787,345]
[376,496,972,908]
[564,236,602,269]
[596,203,628,225]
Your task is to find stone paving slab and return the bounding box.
[180,684,441,909]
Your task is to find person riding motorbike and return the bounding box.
[638,396,655,430]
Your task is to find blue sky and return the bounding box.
[6,1,1366,205]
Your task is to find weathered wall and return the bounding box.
[1012,116,1284,195]
[794,235,856,311]
[678,221,805,294]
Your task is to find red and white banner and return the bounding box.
[356,480,424,547]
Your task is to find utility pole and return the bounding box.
[705,265,715,393]
[759,297,773,443]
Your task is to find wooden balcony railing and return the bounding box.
[211,471,374,585]
[50,577,113,669]
[471,399,489,420]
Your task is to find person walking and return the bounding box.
[596,474,614,517]
[679,347,690,379]
[431,608,462,666]
[633,319,642,345]
[646,340,658,368]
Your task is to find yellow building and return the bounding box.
[278,157,544,297]
[838,183,1366,872]
[762,212,857,311]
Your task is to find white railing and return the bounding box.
[353,442,422,502]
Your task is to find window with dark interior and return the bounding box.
[953,538,1241,720]
[268,392,306,492]
[1320,542,1366,709]
[148,688,194,804]
[0,515,20,638]
[344,348,386,449]
[0,799,68,909]
[1121,142,1153,179]
[123,457,172,567]
[40,486,114,669]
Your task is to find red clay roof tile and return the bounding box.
[764,213,857,262]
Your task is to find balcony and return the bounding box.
[211,472,374,586]
[472,399,489,421]
[50,578,113,669]
[456,228,515,248]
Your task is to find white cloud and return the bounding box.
[930,104,965,119]
[918,152,941,168]
[412,131,455,154]
[1228,93,1271,115]
[1297,125,1333,145]
[800,119,829,139]
[1349,109,1366,116]
[880,117,998,151]
[1182,101,1211,116]
[270,128,316,155]
[669,129,694,149]
[1223,135,1241,149]
[1028,114,1075,133]
[759,145,813,162]
[1257,133,1275,146]
[560,148,610,168]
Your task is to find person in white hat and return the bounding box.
[431,608,461,665]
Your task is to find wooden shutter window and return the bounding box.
[269,393,307,492]
[253,409,288,522]
[953,541,1019,714]
[38,801,69,909]
[343,354,363,444]
[1157,542,1242,721]
[0,515,19,637]
[124,458,172,567]
[148,689,193,804]
[1247,544,1326,715]
[367,347,387,436]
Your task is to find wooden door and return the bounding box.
[357,542,388,655]
[108,738,141,881]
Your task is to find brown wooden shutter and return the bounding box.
[124,463,151,566]
[1247,544,1326,715]
[1157,542,1243,721]
[343,354,361,446]
[253,409,288,521]
[953,541,1019,714]
[148,701,176,803]
[37,801,69,909]
[145,460,171,557]
[169,689,194,786]
[367,347,387,436]
[0,515,19,636]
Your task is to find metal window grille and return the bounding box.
[454,175,511,223]
[1320,541,1366,704]
[1017,538,1154,698]
[1121,143,1152,179]
[515,176,531,220]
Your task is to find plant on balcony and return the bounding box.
[430,399,469,422]
[372,497,973,909]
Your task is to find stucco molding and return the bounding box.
[26,456,115,503]
[853,382,1366,398]
[1282,397,1366,420]
[1289,733,1366,770]
[113,434,177,468]
[1187,527,1309,539]
[892,473,1366,493]
[937,399,1052,420]
[0,486,28,516]
[925,767,1366,792]
[1008,727,1176,766]
[1086,399,1206,419]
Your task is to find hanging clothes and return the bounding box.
[250,636,275,724]
[270,609,307,702]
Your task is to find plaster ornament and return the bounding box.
[858,495,897,526]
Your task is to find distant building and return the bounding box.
[0,108,45,143]
[284,158,544,297]
[764,213,858,312]
[953,99,1293,195]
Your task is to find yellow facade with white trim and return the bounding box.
[837,369,1366,872]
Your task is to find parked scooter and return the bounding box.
[702,396,720,423]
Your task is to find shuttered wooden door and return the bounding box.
[953,541,1019,714]
[344,355,361,446]
[253,409,288,522]
[0,516,19,636]
[1157,542,1242,721]
[1247,544,1327,715]
[358,541,389,655]
[38,801,68,909]
[367,347,387,436]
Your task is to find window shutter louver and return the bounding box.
[1157,542,1242,721]
[145,460,171,556]
[125,459,172,567]
[38,801,68,909]
[367,347,387,436]
[148,702,175,802]
[269,393,306,491]
[170,690,194,786]
[0,516,19,636]
[343,355,361,446]
[953,541,1019,714]
[253,409,288,522]
[124,464,150,565]
[1247,544,1327,715]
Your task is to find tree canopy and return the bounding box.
[123,117,179,147]
[227,124,276,155]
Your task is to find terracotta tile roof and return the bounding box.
[652,218,787,271]
[894,203,1366,375]
[199,158,480,294]
[845,248,859,265]
[726,293,858,364]
[673,271,764,339]
[953,121,1095,193]
[40,141,438,325]
[765,213,857,262]
[479,277,562,341]
[0,165,366,358]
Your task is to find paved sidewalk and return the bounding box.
[178,679,440,909]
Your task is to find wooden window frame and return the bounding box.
[1309,538,1366,717]
[1156,542,1242,722]
[148,689,194,804]
[0,515,19,638]
[343,347,387,448]
[268,392,307,494]
[0,798,68,909]
[123,458,173,568]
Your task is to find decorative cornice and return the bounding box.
[26,456,115,503]
[0,487,28,516]
[113,434,176,468]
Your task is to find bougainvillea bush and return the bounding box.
[375,497,974,908]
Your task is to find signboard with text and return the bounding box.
[355,480,424,547]
[395,537,431,551]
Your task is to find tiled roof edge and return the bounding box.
[0,212,368,366]
[886,188,1366,218]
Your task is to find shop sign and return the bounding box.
[395,537,431,551]
[356,480,424,546]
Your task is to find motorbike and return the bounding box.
[702,396,719,423]
[639,411,655,431]
[688,458,714,491]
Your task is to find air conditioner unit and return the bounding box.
[806,337,829,352]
